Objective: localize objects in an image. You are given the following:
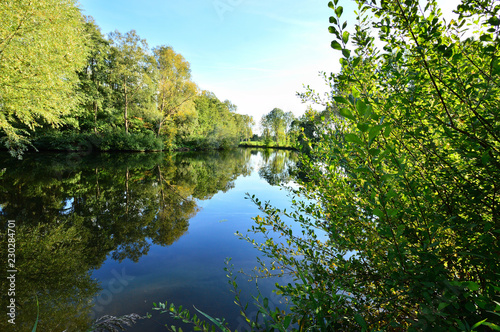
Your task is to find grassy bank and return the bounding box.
[238,141,296,150]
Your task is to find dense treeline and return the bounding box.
[0,2,253,156]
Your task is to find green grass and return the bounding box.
[238,141,295,149]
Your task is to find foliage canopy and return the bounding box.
[242,0,500,330]
[0,0,88,156]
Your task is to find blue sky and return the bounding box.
[77,0,352,124]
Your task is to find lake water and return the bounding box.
[0,149,299,331]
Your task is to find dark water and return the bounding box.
[0,149,298,331]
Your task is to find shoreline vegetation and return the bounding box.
[0,2,258,158]
[0,3,308,158]
[0,140,297,153]
[238,141,296,150]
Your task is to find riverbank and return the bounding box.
[3,132,298,154]
[238,141,297,150]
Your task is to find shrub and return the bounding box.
[242,0,500,330]
[32,129,164,152]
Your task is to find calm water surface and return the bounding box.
[0,149,299,331]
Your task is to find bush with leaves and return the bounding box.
[241,0,500,330]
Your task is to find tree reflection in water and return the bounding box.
[258,149,298,186]
[0,149,253,331]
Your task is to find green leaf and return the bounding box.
[356,99,368,115]
[345,133,364,145]
[488,16,500,26]
[331,40,342,50]
[482,322,500,331]
[283,315,292,328]
[352,57,361,67]
[384,125,392,137]
[386,189,397,200]
[342,48,351,58]
[354,314,368,329]
[472,319,489,329]
[480,34,493,42]
[482,150,491,165]
[342,31,350,44]
[369,125,383,142]
[31,295,39,332]
[438,302,450,311]
[387,208,398,217]
[347,94,356,105]
[333,96,349,104]
[328,1,334,9]
[335,6,344,17]
[339,108,355,120]
[193,306,230,332]
[357,123,369,132]
[466,281,480,291]
[465,301,476,312]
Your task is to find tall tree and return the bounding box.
[153,45,197,137]
[236,114,254,142]
[109,30,157,134]
[0,0,88,156]
[261,108,286,144]
[77,16,112,133]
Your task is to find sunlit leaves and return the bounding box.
[342,31,350,44]
[153,45,197,136]
[246,0,500,330]
[339,108,355,120]
[344,133,364,145]
[335,6,344,18]
[0,0,88,155]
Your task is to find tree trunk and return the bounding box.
[124,84,129,134]
[96,168,100,198]
[157,95,166,137]
[94,101,98,133]
[157,120,162,138]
